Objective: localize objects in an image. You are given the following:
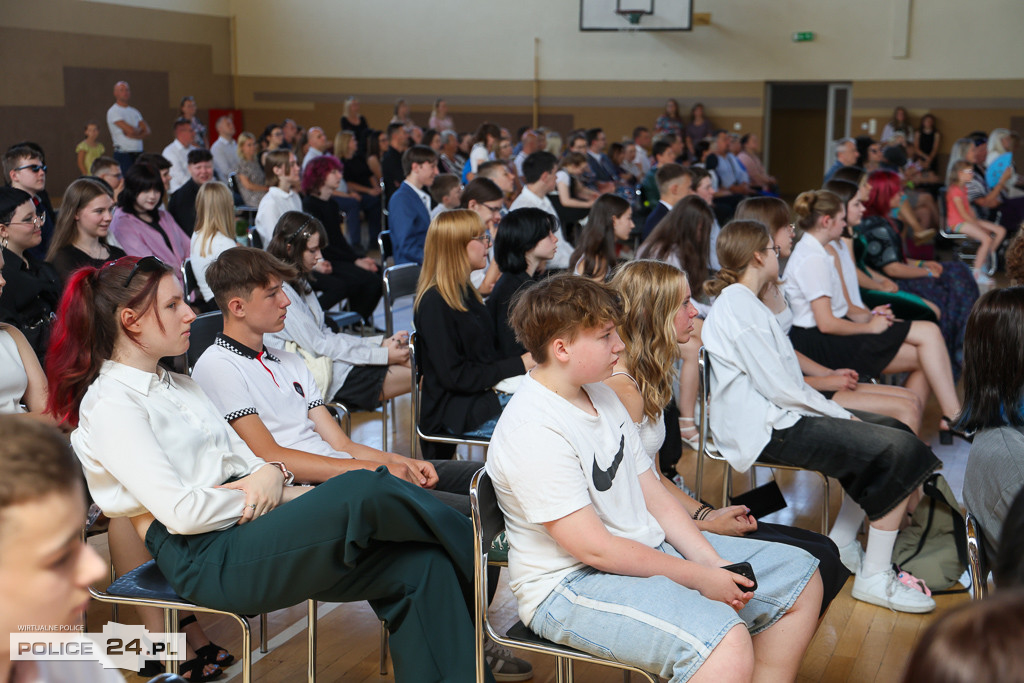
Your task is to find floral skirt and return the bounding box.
[897,260,978,379]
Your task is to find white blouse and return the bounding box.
[783,234,848,329]
[0,327,28,414]
[832,238,866,310]
[189,231,238,302]
[254,187,301,248]
[702,284,851,472]
[72,361,268,535]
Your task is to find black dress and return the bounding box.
[0,247,60,362]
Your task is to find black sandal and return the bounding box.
[179,656,223,682]
[180,615,236,668]
[939,415,974,445]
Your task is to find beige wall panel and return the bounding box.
[230,0,1024,82]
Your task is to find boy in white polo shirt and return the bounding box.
[487,274,823,682]
[194,246,534,680]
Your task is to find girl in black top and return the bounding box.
[0,187,59,362]
[46,178,126,285]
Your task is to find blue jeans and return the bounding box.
[529,536,817,682]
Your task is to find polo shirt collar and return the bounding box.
[215,333,280,363]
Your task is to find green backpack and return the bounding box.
[891,473,970,593]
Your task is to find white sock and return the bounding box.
[828,493,864,548]
[862,527,899,577]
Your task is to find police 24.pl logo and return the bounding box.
[10,622,185,669]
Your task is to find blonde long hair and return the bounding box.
[414,209,485,313]
[193,182,235,257]
[610,260,688,422]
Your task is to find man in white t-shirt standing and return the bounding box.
[106,81,150,175]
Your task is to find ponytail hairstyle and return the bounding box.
[45,256,173,427]
[641,195,712,291]
[793,189,843,234]
[266,211,328,294]
[863,169,903,219]
[570,194,631,280]
[822,180,860,237]
[610,260,688,422]
[703,220,771,298]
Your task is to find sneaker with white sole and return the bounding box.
[975,271,994,287]
[485,640,533,682]
[837,541,864,574]
[851,568,936,613]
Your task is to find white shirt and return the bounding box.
[254,187,301,248]
[0,327,28,415]
[193,335,343,460]
[513,151,528,178]
[509,186,571,270]
[211,136,239,181]
[784,234,848,328]
[701,284,851,472]
[189,231,238,302]
[302,147,324,172]
[162,139,194,193]
[832,239,866,309]
[469,143,490,174]
[106,103,144,153]
[635,145,652,175]
[266,282,388,398]
[71,361,268,535]
[487,374,663,626]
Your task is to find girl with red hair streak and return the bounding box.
[855,170,978,379]
[45,256,490,683]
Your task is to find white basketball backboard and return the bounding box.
[580,0,693,31]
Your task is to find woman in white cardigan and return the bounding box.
[701,219,940,614]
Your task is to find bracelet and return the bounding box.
[916,260,925,268]
[264,461,295,486]
[692,503,714,521]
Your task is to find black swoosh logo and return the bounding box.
[592,434,625,492]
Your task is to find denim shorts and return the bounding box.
[529,534,818,682]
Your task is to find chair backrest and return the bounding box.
[382,263,421,336]
[697,346,712,460]
[380,175,389,229]
[248,225,264,250]
[378,230,393,267]
[182,259,200,304]
[227,172,244,204]
[966,511,989,599]
[185,311,224,372]
[470,466,506,677]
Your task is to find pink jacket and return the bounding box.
[109,208,190,287]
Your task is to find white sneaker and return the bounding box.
[837,541,864,574]
[851,568,936,613]
[975,271,994,286]
[485,640,533,682]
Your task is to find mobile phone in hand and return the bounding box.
[721,561,758,592]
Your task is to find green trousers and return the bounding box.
[146,467,494,683]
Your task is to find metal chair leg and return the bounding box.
[307,600,317,682]
[378,622,389,675]
[165,608,178,675]
[259,613,268,653]
[821,476,831,535]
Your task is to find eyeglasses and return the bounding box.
[482,203,503,215]
[4,214,43,228]
[13,163,46,174]
[122,255,166,288]
[764,245,781,257]
[470,232,492,246]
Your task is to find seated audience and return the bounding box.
[437,130,463,176]
[607,259,847,616]
[584,127,617,188]
[946,160,1006,284]
[236,132,268,207]
[4,144,55,259]
[137,152,173,193]
[824,137,859,183]
[429,173,462,220]
[413,210,532,441]
[300,156,382,324]
[162,118,197,193]
[641,163,694,241]
[857,170,978,377]
[301,126,329,170]
[488,273,822,681]
[335,130,383,249]
[91,156,125,201]
[210,115,238,182]
[569,194,633,280]
[476,160,516,202]
[388,145,438,265]
[712,130,752,198]
[461,178,505,294]
[45,256,485,682]
[960,286,1024,566]
[47,178,126,285]
[702,219,940,613]
[108,163,190,287]
[189,181,239,307]
[467,123,501,181]
[0,311,52,422]
[737,133,776,192]
[179,95,207,148]
[488,207,559,356]
[0,187,60,362]
[168,148,215,236]
[0,417,122,683]
[381,122,408,195]
[254,149,301,247]
[265,212,410,411]
[509,151,571,270]
[638,138,677,213]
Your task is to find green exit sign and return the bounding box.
[792,31,815,42]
